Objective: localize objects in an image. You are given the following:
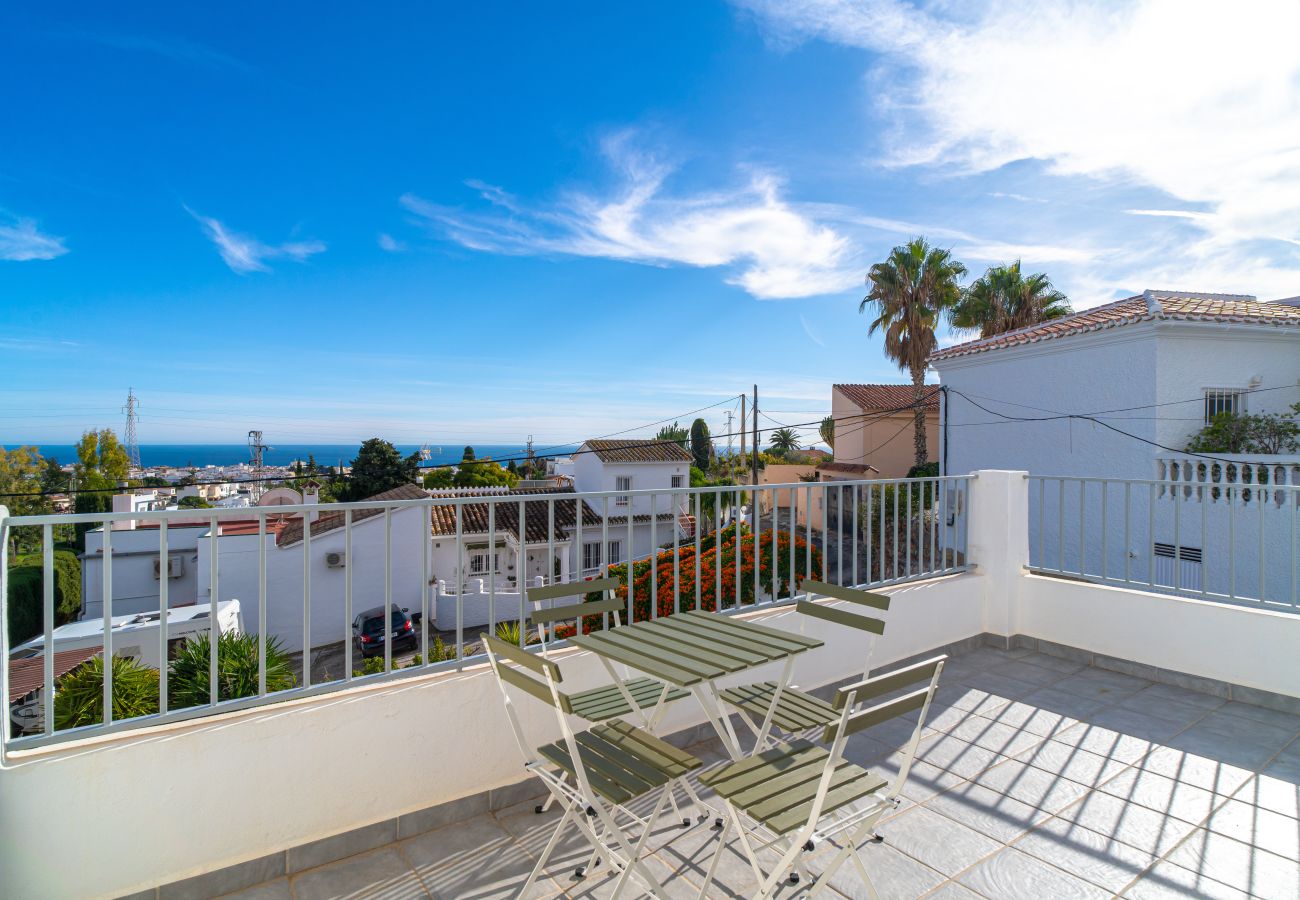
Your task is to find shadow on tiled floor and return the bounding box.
[218,645,1300,899]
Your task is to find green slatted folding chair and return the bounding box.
[483,633,703,898]
[700,655,947,899]
[719,579,889,753]
[529,577,690,731]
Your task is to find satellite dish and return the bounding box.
[257,487,303,507]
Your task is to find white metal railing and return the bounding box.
[0,475,971,753]
[1028,475,1298,612]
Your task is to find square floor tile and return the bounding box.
[1232,774,1300,820]
[959,846,1109,900]
[1098,768,1228,825]
[1133,746,1255,795]
[1053,791,1197,857]
[1164,828,1300,898]
[1121,860,1249,900]
[867,807,1000,877]
[1204,797,1300,861]
[1012,737,1132,787]
[970,759,1091,813]
[291,847,428,900]
[1012,818,1157,894]
[924,782,1050,842]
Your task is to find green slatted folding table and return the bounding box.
[570,610,823,762]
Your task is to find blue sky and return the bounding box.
[3,1,1298,446]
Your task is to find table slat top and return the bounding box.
[571,610,823,687]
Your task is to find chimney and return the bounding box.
[303,480,321,521]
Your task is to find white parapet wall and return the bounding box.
[0,571,985,900]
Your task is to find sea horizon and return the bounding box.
[7,443,578,470]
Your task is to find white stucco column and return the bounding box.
[558,547,569,584]
[966,470,1030,638]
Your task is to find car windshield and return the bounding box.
[361,610,404,634]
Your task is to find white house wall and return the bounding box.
[81,526,205,620]
[196,509,428,653]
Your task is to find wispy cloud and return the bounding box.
[799,313,826,347]
[0,216,68,261]
[736,0,1300,297]
[70,30,253,73]
[402,132,861,299]
[377,233,407,252]
[186,208,325,274]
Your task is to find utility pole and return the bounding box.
[739,394,746,475]
[724,409,734,457]
[123,388,142,473]
[751,384,759,487]
[526,435,535,478]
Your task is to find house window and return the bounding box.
[1204,389,1241,424]
[671,474,684,489]
[583,540,622,571]
[468,550,500,575]
[615,476,632,507]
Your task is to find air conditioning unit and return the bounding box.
[153,554,185,580]
[325,551,347,568]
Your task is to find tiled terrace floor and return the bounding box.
[218,645,1300,899]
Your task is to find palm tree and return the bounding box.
[861,238,967,468]
[768,427,800,455]
[950,261,1071,338]
[819,415,835,450]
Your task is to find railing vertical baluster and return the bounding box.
[343,510,352,682]
[1035,478,1043,569]
[1201,483,1209,600]
[1057,480,1065,575]
[734,486,742,609]
[805,484,813,587]
[1174,478,1182,592]
[852,483,859,586]
[838,485,845,587]
[891,482,899,582]
[627,501,635,621]
[601,495,609,580]
[258,513,267,694]
[822,481,830,584]
[1148,485,1156,589]
[454,504,464,660]
[752,487,760,605]
[518,499,527,645]
[877,483,885,584]
[905,481,912,579]
[1101,482,1108,581]
[303,515,312,688]
[488,502,496,638]
[1259,483,1266,602]
[1078,479,1086,576]
[937,480,946,574]
[420,503,429,665]
[789,483,797,596]
[1291,489,1297,609]
[208,514,217,707]
[693,491,701,610]
[1124,481,1131,584]
[43,524,54,735]
[383,509,392,674]
[650,493,658,617]
[549,498,557,644]
[675,488,682,614]
[0,509,9,753]
[1228,485,1237,600]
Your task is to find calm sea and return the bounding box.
[18,444,577,470]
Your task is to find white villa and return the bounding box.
[932,289,1300,603]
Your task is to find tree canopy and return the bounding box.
[689,418,713,470]
[342,438,420,500]
[656,422,689,447]
[767,427,800,455]
[950,260,1071,338]
[861,238,966,467]
[75,428,130,486]
[819,416,835,450]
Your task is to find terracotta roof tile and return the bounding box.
[582,439,692,463]
[429,488,595,542]
[932,291,1300,361]
[818,462,880,475]
[835,384,940,411]
[276,483,427,547]
[9,646,101,702]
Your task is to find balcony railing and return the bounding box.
[1028,474,1298,611]
[0,475,971,752]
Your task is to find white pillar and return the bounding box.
[966,470,1030,639]
[559,546,570,584]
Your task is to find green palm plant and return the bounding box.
[53,654,159,730]
[819,415,835,450]
[768,427,800,455]
[861,238,967,467]
[168,632,297,710]
[950,260,1071,338]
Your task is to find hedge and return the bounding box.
[6,550,82,644]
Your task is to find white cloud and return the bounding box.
[187,208,325,273]
[0,217,68,261]
[799,313,827,346]
[377,233,407,252]
[736,0,1300,295]
[402,134,861,299]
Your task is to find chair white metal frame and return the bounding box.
[700,654,947,899]
[483,631,703,898]
[719,578,889,754]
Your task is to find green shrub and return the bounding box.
[6,549,82,644]
[168,632,296,709]
[53,655,159,730]
[353,655,386,676]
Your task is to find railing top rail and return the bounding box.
[0,474,974,526]
[1026,473,1300,488]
